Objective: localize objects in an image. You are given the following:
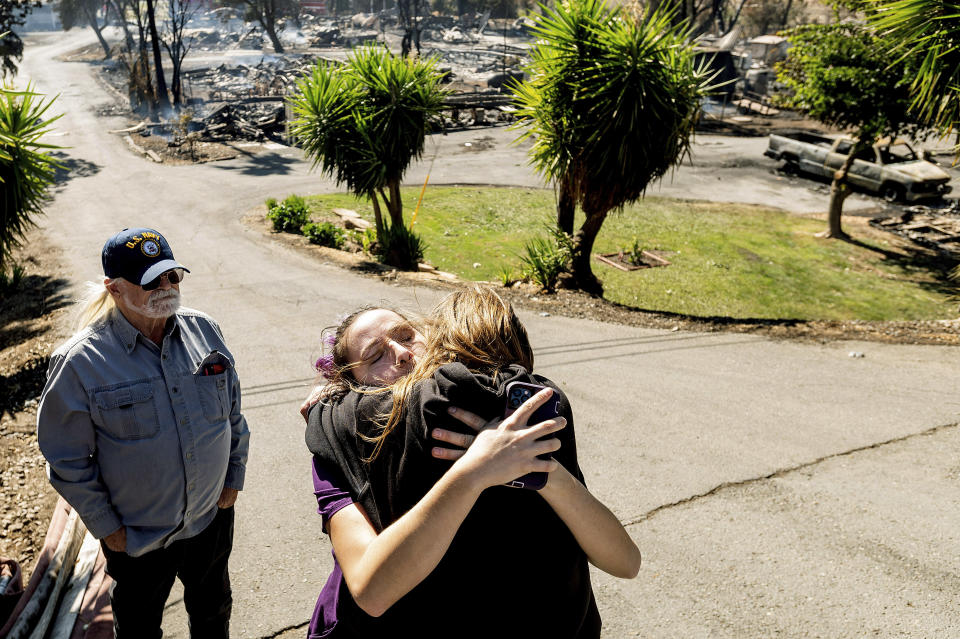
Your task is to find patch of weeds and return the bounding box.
[521,226,573,292]
[0,262,26,297]
[348,228,377,254]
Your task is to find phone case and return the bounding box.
[502,381,561,490]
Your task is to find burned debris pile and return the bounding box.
[201,102,285,141]
[871,203,960,258]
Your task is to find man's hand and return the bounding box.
[218,487,239,509]
[103,526,127,552]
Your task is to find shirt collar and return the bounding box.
[111,309,141,353]
[111,309,180,353]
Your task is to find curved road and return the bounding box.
[18,30,960,639]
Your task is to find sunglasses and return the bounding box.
[142,268,185,291]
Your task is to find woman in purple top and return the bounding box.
[302,293,641,637]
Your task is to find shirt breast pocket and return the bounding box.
[196,372,230,423]
[93,382,160,440]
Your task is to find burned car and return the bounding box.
[765,132,952,202]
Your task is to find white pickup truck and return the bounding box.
[764,132,952,203]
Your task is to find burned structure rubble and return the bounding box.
[102,9,532,149]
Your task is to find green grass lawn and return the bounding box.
[300,186,956,321]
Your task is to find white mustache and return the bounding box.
[150,289,179,301]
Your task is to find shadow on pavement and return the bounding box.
[213,151,303,176]
[50,151,102,189]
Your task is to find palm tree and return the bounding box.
[0,85,61,277]
[869,0,960,145]
[512,0,709,295]
[289,46,447,267]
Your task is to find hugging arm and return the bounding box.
[324,389,564,617]
[436,396,642,579]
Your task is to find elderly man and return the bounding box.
[37,228,250,639]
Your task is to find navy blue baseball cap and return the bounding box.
[102,228,190,285]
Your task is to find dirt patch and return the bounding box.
[132,133,243,165]
[0,244,74,580]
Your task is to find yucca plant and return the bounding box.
[868,0,960,149]
[289,46,448,269]
[0,85,61,277]
[512,0,709,295]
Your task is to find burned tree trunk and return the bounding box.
[262,12,285,53]
[82,3,112,58]
[397,0,421,58]
[107,0,135,52]
[145,0,170,110]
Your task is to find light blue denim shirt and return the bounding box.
[37,307,250,557]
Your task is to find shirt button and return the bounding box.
[163,354,168,360]
[188,483,195,491]
[185,452,193,460]
[180,417,188,425]
[172,387,179,394]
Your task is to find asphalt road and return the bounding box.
[17,30,960,638]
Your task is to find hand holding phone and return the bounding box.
[433,385,565,491]
[501,381,560,490]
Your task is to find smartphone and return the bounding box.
[502,381,561,490]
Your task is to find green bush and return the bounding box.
[266,195,310,233]
[303,221,346,249]
[377,222,425,271]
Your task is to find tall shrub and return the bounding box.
[0,86,61,277]
[289,46,447,269]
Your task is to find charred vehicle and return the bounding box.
[765,132,952,203]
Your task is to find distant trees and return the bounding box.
[1,0,40,76]
[290,46,448,268]
[776,19,917,239]
[0,87,60,280]
[512,0,709,294]
[56,0,112,59]
[161,0,200,106]
[68,0,204,111]
[640,0,806,37]
[223,0,299,53]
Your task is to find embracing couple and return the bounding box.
[302,285,641,638]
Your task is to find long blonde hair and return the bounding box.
[364,286,534,462]
[75,281,116,330]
